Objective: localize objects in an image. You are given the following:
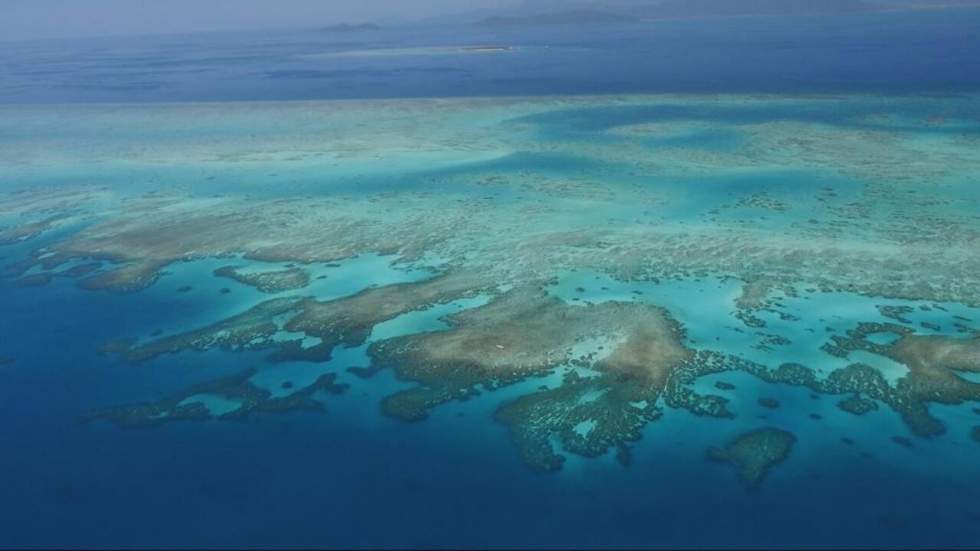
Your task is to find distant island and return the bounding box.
[473,10,638,27]
[630,0,879,19]
[437,0,980,27]
[465,0,893,27]
[321,23,381,33]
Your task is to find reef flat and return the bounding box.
[214,265,310,293]
[2,94,979,483]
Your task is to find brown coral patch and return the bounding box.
[823,323,980,436]
[837,394,878,416]
[116,297,312,363]
[109,270,498,368]
[83,368,348,429]
[707,427,797,488]
[367,285,709,470]
[214,265,310,293]
[285,270,495,354]
[699,321,980,439]
[371,286,690,420]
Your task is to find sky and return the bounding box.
[0,0,523,41]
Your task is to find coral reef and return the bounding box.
[108,270,498,366]
[371,286,691,421]
[495,370,662,472]
[214,265,310,293]
[0,214,69,246]
[285,270,495,354]
[83,368,348,429]
[363,284,718,471]
[707,427,797,488]
[112,297,314,362]
[758,397,780,409]
[892,436,914,448]
[6,94,979,476]
[822,323,980,436]
[837,394,878,415]
[676,329,979,440]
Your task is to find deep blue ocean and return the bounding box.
[2,7,980,103]
[2,8,980,549]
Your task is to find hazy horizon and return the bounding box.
[0,0,525,42]
[3,0,969,42]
